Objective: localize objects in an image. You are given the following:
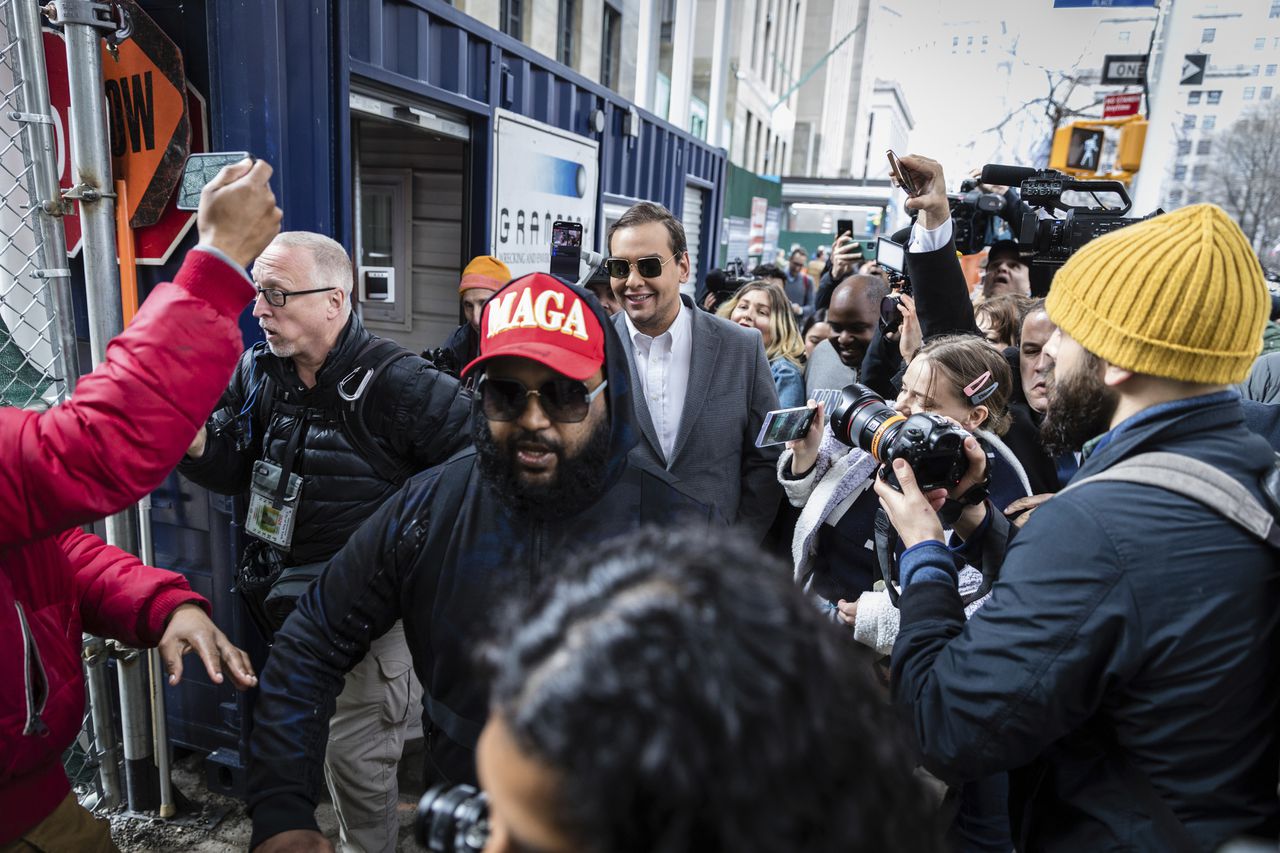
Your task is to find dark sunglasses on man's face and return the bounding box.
[603,254,676,280]
[478,375,608,423]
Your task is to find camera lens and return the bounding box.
[416,784,490,853]
[829,383,908,460]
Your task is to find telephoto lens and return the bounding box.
[828,383,971,491]
[415,783,491,853]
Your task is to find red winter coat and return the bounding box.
[0,250,253,842]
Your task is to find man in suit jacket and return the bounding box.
[605,202,782,539]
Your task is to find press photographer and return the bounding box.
[875,202,1280,850]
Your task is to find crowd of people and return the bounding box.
[4,148,1280,853]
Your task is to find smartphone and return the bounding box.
[876,236,905,276]
[858,239,877,261]
[550,220,583,282]
[176,152,253,210]
[836,218,854,240]
[886,149,921,197]
[879,293,904,335]
[756,405,817,448]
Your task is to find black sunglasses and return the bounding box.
[603,254,676,280]
[478,375,608,423]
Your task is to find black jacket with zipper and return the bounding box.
[245,284,719,846]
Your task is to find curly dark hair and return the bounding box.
[484,527,942,853]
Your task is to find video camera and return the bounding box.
[949,179,1008,255]
[703,258,752,310]
[980,164,1160,269]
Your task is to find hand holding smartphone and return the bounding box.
[886,150,923,197]
[756,405,818,447]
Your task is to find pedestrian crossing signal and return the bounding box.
[1066,127,1105,172]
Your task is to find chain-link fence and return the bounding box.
[0,0,76,410]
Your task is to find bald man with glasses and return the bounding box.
[178,231,472,853]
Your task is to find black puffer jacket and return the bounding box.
[178,312,472,565]
[245,281,720,846]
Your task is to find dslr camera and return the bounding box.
[827,384,971,491]
[416,784,490,853]
[980,164,1160,269]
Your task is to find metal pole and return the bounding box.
[82,636,121,809]
[59,0,155,811]
[139,494,174,817]
[10,0,77,397]
[114,644,159,813]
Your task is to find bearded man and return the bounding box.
[874,204,1280,852]
[245,273,717,853]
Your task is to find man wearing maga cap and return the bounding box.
[876,203,1280,850]
[246,273,718,852]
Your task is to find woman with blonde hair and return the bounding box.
[719,280,807,407]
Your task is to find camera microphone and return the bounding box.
[980,164,1039,187]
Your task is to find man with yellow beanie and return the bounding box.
[875,203,1280,851]
[438,255,511,375]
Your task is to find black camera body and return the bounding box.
[949,179,1007,255]
[416,784,490,853]
[704,258,752,310]
[980,164,1159,270]
[828,384,971,491]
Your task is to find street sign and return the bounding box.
[1055,0,1155,7]
[101,0,189,228]
[44,29,208,264]
[1181,54,1207,86]
[1103,93,1142,118]
[1066,127,1106,173]
[1100,54,1149,85]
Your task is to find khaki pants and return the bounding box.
[323,621,423,853]
[0,792,119,853]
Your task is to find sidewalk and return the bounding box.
[106,744,427,851]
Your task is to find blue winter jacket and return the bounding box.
[245,281,719,846]
[892,392,1280,851]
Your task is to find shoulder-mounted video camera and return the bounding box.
[980,164,1160,269]
[949,179,1008,255]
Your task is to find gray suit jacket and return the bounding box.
[613,296,782,537]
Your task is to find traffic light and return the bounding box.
[1049,116,1147,183]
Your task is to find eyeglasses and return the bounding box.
[254,286,337,307]
[478,375,608,423]
[603,254,677,280]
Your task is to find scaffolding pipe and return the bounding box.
[81,636,121,809]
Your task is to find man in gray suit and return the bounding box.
[606,202,782,539]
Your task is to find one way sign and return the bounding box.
[1182,54,1207,86]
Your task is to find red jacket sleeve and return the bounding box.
[0,250,253,547]
[60,527,209,647]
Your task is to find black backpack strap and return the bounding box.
[338,337,416,486]
[1059,452,1280,548]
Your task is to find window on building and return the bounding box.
[1197,139,1212,155]
[1267,65,1277,77]
[1188,190,1202,204]
[601,3,622,90]
[1174,164,1187,181]
[1207,90,1222,105]
[556,0,576,66]
[1192,165,1207,182]
[1251,65,1261,76]
[1245,86,1256,100]
[1201,27,1215,43]
[500,0,523,39]
[1272,0,1280,17]
[1264,86,1275,100]
[1256,37,1267,51]
[1188,91,1202,105]
[1183,114,1196,130]
[951,35,959,49]
[1177,139,1192,155]
[1203,115,1217,130]
[1169,189,1183,206]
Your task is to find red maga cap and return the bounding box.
[461,273,605,381]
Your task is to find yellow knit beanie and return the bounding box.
[1045,203,1267,384]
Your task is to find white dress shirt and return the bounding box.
[623,303,692,462]
[908,217,953,254]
